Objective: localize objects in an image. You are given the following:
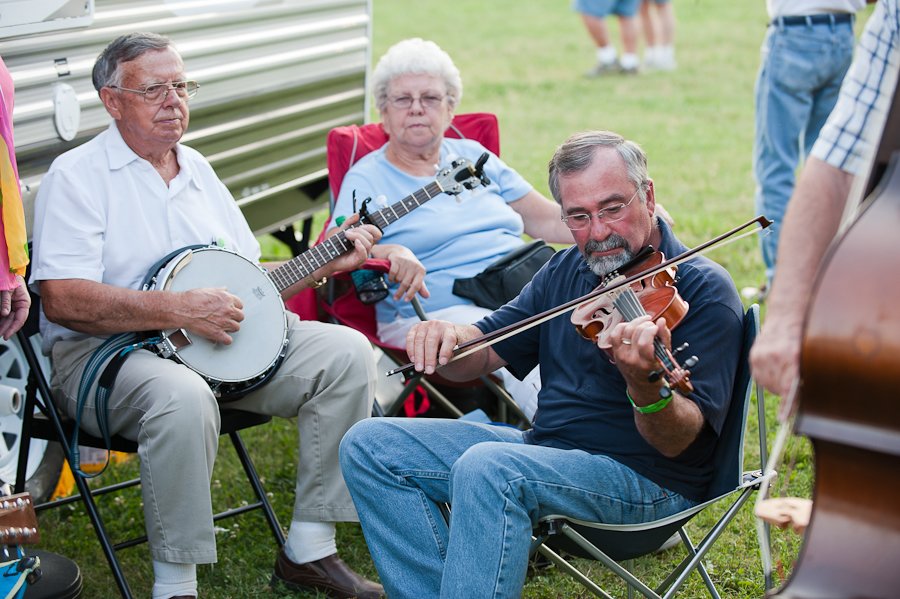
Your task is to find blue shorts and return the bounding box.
[574,0,641,18]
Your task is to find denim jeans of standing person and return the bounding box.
[339,417,697,599]
[753,16,855,284]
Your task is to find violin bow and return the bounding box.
[387,214,772,377]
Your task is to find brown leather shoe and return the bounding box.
[271,550,384,598]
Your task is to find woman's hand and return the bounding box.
[381,245,430,302]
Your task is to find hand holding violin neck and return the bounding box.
[572,249,695,393]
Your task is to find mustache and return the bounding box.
[583,233,634,277]
[584,235,629,254]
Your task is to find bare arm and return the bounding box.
[405,320,505,380]
[750,158,853,399]
[509,190,574,244]
[41,279,244,345]
[611,315,705,457]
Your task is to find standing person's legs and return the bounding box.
[804,22,855,157]
[615,0,642,72]
[575,0,619,75]
[339,418,526,599]
[581,12,612,48]
[639,0,658,67]
[753,25,818,285]
[657,0,675,46]
[654,0,677,70]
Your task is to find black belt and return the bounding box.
[771,13,853,27]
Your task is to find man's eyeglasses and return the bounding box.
[560,185,643,231]
[387,94,446,110]
[109,80,200,104]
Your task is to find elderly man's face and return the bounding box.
[558,147,656,277]
[105,47,190,155]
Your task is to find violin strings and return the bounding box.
[614,288,671,366]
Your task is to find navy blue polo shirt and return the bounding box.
[475,221,744,501]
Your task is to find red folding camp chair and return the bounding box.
[285,114,527,424]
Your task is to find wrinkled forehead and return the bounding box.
[120,48,185,84]
[387,73,447,95]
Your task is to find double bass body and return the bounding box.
[773,154,900,597]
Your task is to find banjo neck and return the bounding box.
[266,155,488,293]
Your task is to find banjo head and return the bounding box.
[156,247,288,384]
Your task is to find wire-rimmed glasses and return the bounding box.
[560,185,643,231]
[387,93,446,110]
[109,80,199,104]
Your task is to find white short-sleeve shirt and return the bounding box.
[29,123,261,350]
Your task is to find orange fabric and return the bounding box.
[0,56,28,284]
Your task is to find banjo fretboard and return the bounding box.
[267,177,458,293]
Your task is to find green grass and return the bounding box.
[32,0,854,596]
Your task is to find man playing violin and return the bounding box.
[29,33,385,599]
[339,130,745,598]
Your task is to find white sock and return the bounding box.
[285,521,337,565]
[596,46,617,65]
[151,561,197,599]
[620,53,640,69]
[660,45,675,61]
[644,45,659,64]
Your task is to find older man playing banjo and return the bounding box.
[29,33,386,599]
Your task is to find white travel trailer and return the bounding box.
[0,0,371,498]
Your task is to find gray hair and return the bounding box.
[371,38,463,111]
[548,130,649,204]
[92,32,176,92]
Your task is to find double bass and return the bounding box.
[767,66,900,597]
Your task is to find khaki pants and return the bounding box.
[51,312,375,564]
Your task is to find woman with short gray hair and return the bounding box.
[328,37,574,421]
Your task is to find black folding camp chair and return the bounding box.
[13,289,284,599]
[530,304,771,598]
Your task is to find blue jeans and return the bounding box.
[753,17,855,282]
[339,418,696,599]
[574,0,640,18]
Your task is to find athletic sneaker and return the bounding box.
[584,61,621,78]
[654,54,677,71]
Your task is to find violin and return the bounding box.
[387,216,770,379]
[570,248,696,394]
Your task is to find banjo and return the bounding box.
[142,155,490,401]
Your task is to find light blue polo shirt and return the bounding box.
[333,138,533,323]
